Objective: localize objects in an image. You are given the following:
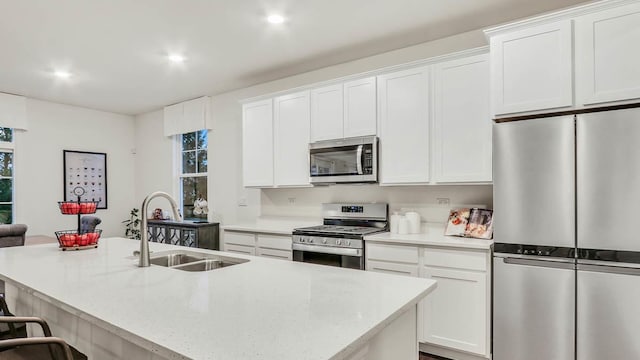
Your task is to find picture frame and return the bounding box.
[445,208,493,239]
[63,150,108,209]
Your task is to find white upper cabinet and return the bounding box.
[377,67,430,185]
[273,91,311,187]
[310,77,376,142]
[575,2,640,106]
[432,53,492,183]
[311,84,343,142]
[242,99,274,187]
[343,77,377,138]
[490,19,573,116]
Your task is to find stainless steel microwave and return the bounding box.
[309,136,378,185]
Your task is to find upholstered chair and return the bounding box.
[0,224,27,248]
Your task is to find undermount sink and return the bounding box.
[147,250,249,272]
[149,253,204,267]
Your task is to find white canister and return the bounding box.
[405,212,421,234]
[390,212,401,234]
[398,216,410,235]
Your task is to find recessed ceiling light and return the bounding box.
[168,54,186,63]
[267,14,285,24]
[53,70,71,79]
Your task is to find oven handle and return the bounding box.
[292,243,362,257]
[356,145,363,175]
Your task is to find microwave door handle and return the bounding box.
[356,145,363,175]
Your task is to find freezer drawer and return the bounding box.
[493,256,575,360]
[493,116,575,248]
[577,264,640,360]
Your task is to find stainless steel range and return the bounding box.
[292,203,388,270]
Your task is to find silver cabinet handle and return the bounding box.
[503,257,575,270]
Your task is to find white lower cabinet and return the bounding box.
[223,231,292,260]
[365,242,491,360]
[420,267,487,356]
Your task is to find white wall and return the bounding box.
[133,110,176,213]
[134,29,491,225]
[262,185,493,223]
[14,99,136,237]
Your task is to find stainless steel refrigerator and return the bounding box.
[492,107,640,360]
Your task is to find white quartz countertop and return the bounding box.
[364,223,493,250]
[0,238,435,360]
[221,216,320,235]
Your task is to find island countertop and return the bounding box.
[0,238,435,360]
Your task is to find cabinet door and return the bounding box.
[274,91,311,187]
[366,260,419,277]
[377,67,430,185]
[344,77,377,138]
[433,53,492,183]
[224,243,256,256]
[420,267,487,356]
[256,248,292,261]
[223,232,255,247]
[490,20,573,115]
[311,84,343,142]
[575,2,640,106]
[242,99,274,187]
[256,234,292,251]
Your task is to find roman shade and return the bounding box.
[0,93,27,131]
[163,96,211,136]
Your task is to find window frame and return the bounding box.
[0,127,15,224]
[174,130,208,221]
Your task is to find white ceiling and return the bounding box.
[0,0,590,115]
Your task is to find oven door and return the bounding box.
[292,243,364,270]
[309,136,377,184]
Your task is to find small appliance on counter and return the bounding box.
[292,203,388,269]
[309,136,377,185]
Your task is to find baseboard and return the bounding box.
[419,343,490,360]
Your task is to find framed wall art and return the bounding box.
[63,150,108,209]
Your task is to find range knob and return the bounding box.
[308,238,314,243]
[322,239,327,244]
[300,237,305,243]
[346,240,351,246]
[336,239,342,245]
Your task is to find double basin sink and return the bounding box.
[148,250,249,272]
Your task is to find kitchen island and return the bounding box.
[0,238,435,360]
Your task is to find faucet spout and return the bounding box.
[139,191,182,267]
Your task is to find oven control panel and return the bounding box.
[293,235,363,249]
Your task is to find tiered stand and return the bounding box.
[55,187,101,251]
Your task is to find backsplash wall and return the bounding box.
[261,185,492,223]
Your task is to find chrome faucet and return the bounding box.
[138,191,182,267]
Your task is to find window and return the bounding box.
[0,127,14,224]
[179,130,208,220]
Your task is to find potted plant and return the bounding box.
[122,208,141,240]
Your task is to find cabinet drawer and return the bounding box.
[423,248,487,271]
[224,243,256,256]
[366,243,419,264]
[256,234,292,251]
[366,260,419,277]
[224,232,255,246]
[257,247,292,261]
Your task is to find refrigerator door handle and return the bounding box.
[578,263,640,276]
[503,257,575,270]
